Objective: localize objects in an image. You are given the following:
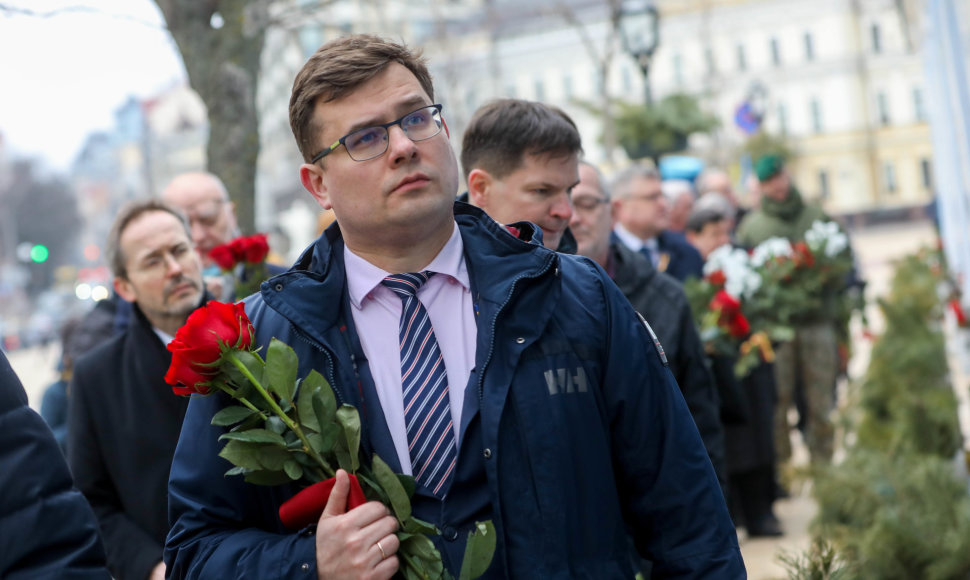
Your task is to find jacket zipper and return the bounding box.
[291,327,345,407]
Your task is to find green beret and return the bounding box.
[754,154,783,181]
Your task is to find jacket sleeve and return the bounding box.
[67,366,162,580]
[165,391,317,580]
[0,353,111,580]
[593,267,745,578]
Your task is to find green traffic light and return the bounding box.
[30,244,49,263]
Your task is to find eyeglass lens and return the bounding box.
[345,106,442,161]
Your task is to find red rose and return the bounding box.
[710,290,750,338]
[707,270,727,287]
[792,241,815,268]
[240,234,270,264]
[278,474,368,530]
[209,243,238,271]
[165,301,253,395]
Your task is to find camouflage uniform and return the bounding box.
[737,171,847,464]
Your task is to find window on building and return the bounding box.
[563,74,573,99]
[737,44,747,71]
[705,47,716,75]
[777,103,788,134]
[883,162,897,193]
[804,32,815,61]
[877,92,890,125]
[770,37,781,66]
[673,53,684,86]
[535,78,545,101]
[921,158,933,189]
[913,87,926,122]
[871,23,882,53]
[818,169,830,199]
[811,98,823,133]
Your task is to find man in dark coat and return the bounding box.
[68,199,208,580]
[570,160,727,488]
[0,350,111,580]
[612,163,705,282]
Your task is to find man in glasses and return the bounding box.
[162,171,284,300]
[166,34,744,579]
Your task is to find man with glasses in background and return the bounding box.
[166,35,744,579]
[163,171,284,300]
[612,164,705,282]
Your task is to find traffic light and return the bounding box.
[30,244,49,263]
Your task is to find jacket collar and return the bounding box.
[261,201,558,340]
[609,240,655,297]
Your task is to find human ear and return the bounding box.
[466,168,493,209]
[300,164,333,210]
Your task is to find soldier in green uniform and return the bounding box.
[737,155,851,465]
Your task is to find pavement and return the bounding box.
[4,218,943,579]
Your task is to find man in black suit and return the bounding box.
[68,199,207,580]
[611,164,704,282]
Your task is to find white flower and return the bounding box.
[704,244,761,299]
[750,237,793,267]
[805,220,848,257]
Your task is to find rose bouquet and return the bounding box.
[165,301,495,580]
[208,233,271,298]
[685,245,773,376]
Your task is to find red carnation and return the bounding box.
[792,241,815,268]
[165,301,253,395]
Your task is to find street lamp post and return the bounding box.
[619,1,660,106]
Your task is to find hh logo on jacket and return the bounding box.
[544,367,589,396]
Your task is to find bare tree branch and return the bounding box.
[0,2,162,28]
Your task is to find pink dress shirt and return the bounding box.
[344,222,476,475]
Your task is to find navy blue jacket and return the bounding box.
[165,202,744,579]
[0,351,110,579]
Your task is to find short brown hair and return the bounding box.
[289,34,435,162]
[106,199,190,280]
[460,99,583,180]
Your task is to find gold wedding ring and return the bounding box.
[377,540,387,560]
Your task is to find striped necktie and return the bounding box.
[381,272,456,498]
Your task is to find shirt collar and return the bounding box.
[613,223,659,251]
[344,221,469,309]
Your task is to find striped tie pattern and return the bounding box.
[381,272,456,497]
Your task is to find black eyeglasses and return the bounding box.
[310,104,444,163]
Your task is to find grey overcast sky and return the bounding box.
[0,0,184,171]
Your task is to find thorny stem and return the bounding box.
[227,352,335,478]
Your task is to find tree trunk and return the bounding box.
[152,0,268,234]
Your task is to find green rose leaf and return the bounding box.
[223,465,249,477]
[266,415,287,435]
[372,454,411,521]
[283,459,303,480]
[397,473,417,499]
[256,444,291,471]
[244,469,292,486]
[218,439,264,470]
[336,405,361,472]
[458,521,496,580]
[402,517,438,536]
[211,405,258,427]
[313,387,337,430]
[220,429,286,447]
[297,370,328,432]
[400,534,445,578]
[265,338,298,404]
